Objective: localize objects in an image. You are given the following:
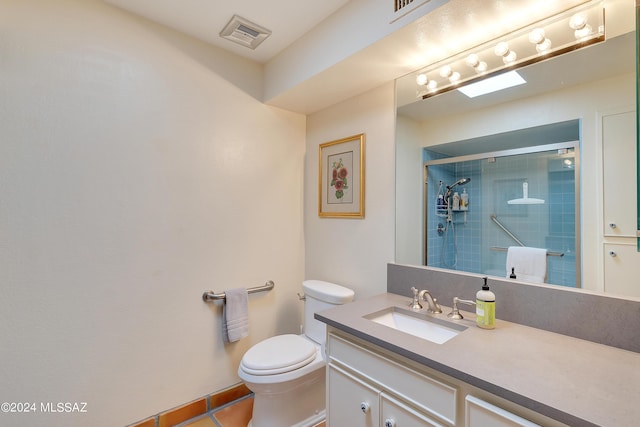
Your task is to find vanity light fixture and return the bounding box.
[414,2,604,99]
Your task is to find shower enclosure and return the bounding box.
[425,141,579,287]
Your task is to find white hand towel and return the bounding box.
[222,288,249,343]
[506,246,547,283]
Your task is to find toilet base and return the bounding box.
[245,364,326,427]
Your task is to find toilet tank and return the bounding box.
[303,280,354,344]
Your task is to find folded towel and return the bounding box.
[506,246,547,283]
[222,288,249,343]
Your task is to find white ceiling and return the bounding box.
[100,0,634,114]
[102,0,350,63]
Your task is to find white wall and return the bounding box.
[0,1,305,426]
[305,83,396,299]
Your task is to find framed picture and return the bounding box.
[318,133,365,218]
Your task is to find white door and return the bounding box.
[602,110,637,237]
[604,242,640,297]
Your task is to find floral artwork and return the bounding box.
[318,134,365,218]
[329,155,351,202]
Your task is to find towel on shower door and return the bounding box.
[506,246,548,283]
[222,288,249,343]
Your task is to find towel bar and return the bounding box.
[202,280,275,302]
[490,247,564,257]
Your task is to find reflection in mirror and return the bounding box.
[424,133,579,287]
[395,13,637,296]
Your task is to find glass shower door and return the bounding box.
[425,142,579,287]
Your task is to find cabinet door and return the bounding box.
[465,395,540,427]
[602,110,637,237]
[604,242,640,297]
[327,363,379,427]
[380,392,444,427]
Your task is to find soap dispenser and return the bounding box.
[476,277,495,329]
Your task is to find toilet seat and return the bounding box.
[240,334,317,376]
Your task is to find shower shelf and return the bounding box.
[434,207,468,224]
[435,208,468,215]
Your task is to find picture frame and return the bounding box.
[318,133,365,218]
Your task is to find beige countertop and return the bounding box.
[316,292,640,427]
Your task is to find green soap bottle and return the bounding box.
[476,277,495,329]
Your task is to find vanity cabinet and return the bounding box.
[604,241,640,297]
[327,364,444,427]
[602,109,637,239]
[601,108,640,297]
[326,329,562,427]
[327,332,455,426]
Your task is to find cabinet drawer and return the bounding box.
[381,392,445,427]
[328,333,457,425]
[465,395,540,427]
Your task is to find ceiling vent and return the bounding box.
[220,15,271,50]
[394,0,416,12]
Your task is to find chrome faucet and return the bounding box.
[409,287,442,313]
[420,289,443,314]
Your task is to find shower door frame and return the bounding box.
[423,141,581,287]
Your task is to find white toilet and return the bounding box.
[238,279,354,427]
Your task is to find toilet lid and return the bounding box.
[241,334,317,375]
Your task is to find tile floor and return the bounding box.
[177,395,326,427]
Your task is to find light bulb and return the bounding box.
[427,80,438,91]
[416,73,428,86]
[528,28,546,45]
[449,71,461,83]
[536,38,552,53]
[439,65,452,78]
[476,61,487,73]
[494,42,510,57]
[569,13,587,30]
[575,24,592,39]
[503,50,517,64]
[465,54,480,68]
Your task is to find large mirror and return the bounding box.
[395,0,638,297]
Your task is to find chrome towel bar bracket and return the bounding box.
[202,280,275,302]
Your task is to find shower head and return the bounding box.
[450,178,470,188]
[445,178,471,200]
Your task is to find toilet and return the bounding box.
[238,280,354,427]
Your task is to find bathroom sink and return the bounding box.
[364,307,467,344]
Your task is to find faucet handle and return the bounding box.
[409,287,423,310]
[447,297,475,320]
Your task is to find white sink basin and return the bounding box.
[364,307,466,344]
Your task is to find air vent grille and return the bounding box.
[395,0,415,12]
[220,15,271,50]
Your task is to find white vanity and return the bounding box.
[318,292,640,427]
